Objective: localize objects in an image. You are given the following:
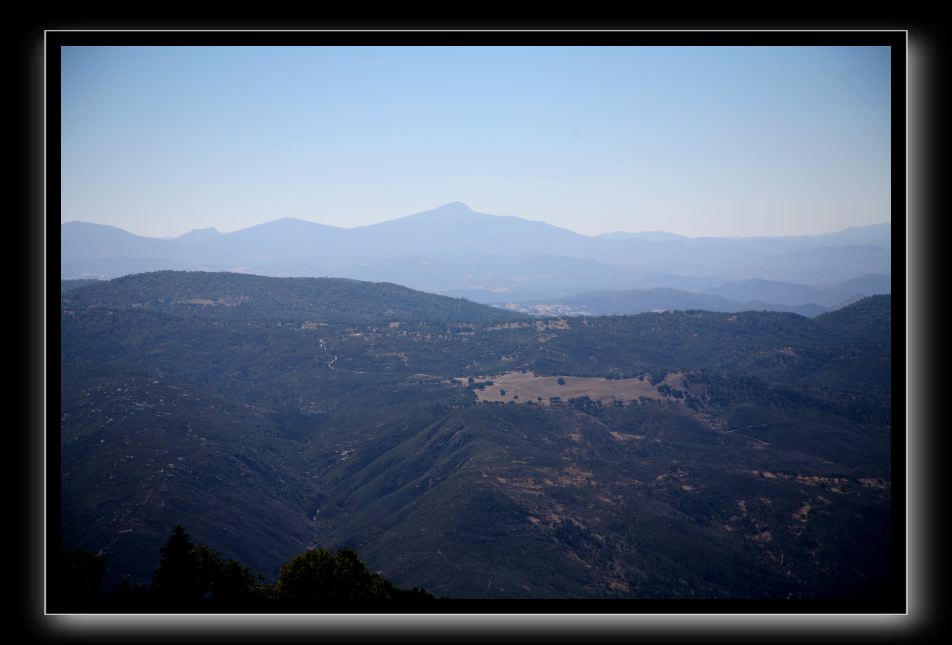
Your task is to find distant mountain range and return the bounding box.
[500,274,891,318]
[62,202,891,309]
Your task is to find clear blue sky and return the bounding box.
[60,45,891,238]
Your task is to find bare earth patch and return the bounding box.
[552,465,596,487]
[792,502,812,522]
[750,470,857,495]
[610,431,646,442]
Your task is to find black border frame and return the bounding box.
[29,26,929,641]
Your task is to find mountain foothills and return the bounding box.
[62,202,890,311]
[60,271,892,601]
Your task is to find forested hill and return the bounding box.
[815,294,891,342]
[61,278,103,293]
[60,271,527,324]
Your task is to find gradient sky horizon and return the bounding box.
[61,45,891,239]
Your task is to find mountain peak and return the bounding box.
[177,226,223,244]
[180,226,220,235]
[431,201,476,214]
[391,202,482,224]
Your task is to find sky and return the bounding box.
[60,45,892,239]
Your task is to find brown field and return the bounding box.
[465,371,688,406]
[174,295,251,307]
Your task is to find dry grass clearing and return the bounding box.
[173,295,251,307]
[467,371,687,406]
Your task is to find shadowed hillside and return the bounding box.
[60,274,893,600]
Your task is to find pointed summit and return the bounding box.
[177,227,222,243]
[392,201,483,225]
[430,201,476,214]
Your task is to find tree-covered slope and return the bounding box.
[61,270,528,324]
[59,285,893,600]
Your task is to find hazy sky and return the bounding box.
[61,45,891,239]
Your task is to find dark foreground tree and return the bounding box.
[110,578,151,612]
[150,525,206,610]
[56,527,433,612]
[193,543,262,611]
[149,525,267,611]
[48,540,106,612]
[276,547,432,611]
